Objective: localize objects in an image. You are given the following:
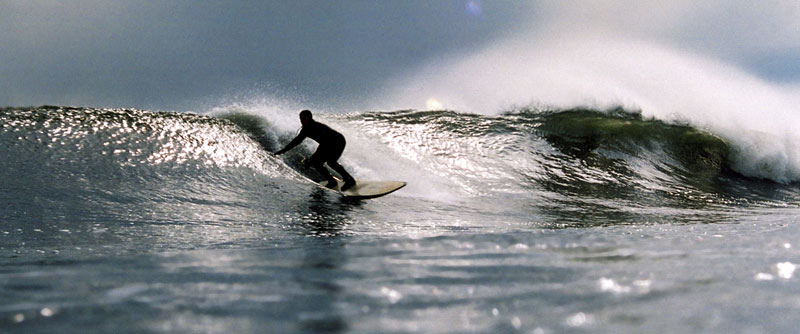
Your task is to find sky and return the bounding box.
[1,1,799,112]
[0,1,528,110]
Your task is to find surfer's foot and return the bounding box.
[324,179,338,189]
[341,178,356,191]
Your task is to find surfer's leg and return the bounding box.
[328,160,355,190]
[309,149,337,188]
[326,140,356,191]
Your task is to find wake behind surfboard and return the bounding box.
[322,177,406,200]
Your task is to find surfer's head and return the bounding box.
[299,109,313,126]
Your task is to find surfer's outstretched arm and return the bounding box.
[274,131,306,155]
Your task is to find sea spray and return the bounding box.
[378,33,800,183]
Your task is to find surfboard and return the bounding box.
[321,177,406,199]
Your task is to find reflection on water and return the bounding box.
[301,189,359,237]
[295,189,359,333]
[297,239,348,333]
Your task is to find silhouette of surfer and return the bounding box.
[274,110,357,191]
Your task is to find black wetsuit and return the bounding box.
[276,120,355,186]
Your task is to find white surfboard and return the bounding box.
[321,177,406,199]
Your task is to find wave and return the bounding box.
[0,106,310,223]
[0,106,293,177]
[334,108,734,205]
[377,32,800,185]
[223,105,798,208]
[1,106,797,215]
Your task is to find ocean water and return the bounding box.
[2,105,800,333]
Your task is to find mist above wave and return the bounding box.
[377,31,800,183]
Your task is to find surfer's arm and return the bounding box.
[274,131,306,155]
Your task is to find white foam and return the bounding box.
[376,26,800,182]
[207,96,466,202]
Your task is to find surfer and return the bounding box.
[274,109,357,191]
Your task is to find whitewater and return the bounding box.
[4,18,800,334]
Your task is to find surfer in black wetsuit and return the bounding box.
[274,110,357,191]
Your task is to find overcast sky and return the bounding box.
[1,1,798,111]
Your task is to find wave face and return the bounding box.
[0,106,317,240]
[2,106,798,231]
[339,107,800,218]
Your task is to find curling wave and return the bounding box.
[2,105,798,219]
